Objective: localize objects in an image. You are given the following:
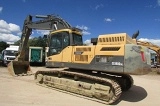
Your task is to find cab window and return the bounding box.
[72,33,83,45]
[49,31,70,55]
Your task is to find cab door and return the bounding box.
[47,32,63,62]
[62,32,73,62]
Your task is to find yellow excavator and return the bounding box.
[8,14,151,104]
[132,30,160,68]
[137,41,160,67]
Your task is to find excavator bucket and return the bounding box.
[7,61,32,76]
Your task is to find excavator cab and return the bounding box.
[47,29,83,57]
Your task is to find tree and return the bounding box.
[14,40,21,46]
[0,41,9,52]
[14,36,47,47]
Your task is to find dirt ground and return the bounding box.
[0,66,160,106]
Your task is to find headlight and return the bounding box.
[96,55,109,63]
[4,57,7,60]
[99,57,108,63]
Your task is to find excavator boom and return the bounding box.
[8,14,72,76]
[132,30,160,66]
[137,40,160,66]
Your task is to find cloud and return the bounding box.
[84,39,93,45]
[0,20,9,29]
[0,20,21,33]
[9,23,21,32]
[95,4,104,10]
[90,4,104,10]
[104,18,115,22]
[0,7,3,13]
[82,31,91,35]
[76,25,91,35]
[0,20,21,43]
[0,33,20,44]
[76,25,88,30]
[145,0,160,8]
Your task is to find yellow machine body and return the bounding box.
[46,30,151,75]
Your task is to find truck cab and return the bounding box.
[1,46,19,66]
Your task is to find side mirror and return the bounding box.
[91,38,98,45]
[43,35,49,47]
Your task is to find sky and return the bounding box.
[0,0,160,46]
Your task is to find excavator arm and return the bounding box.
[137,40,160,65]
[132,30,160,66]
[137,41,160,54]
[8,14,72,76]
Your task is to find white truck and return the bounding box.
[1,45,19,66]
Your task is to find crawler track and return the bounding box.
[35,70,122,105]
[67,69,134,91]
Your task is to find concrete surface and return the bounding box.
[0,66,160,106]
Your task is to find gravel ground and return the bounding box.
[0,66,160,106]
